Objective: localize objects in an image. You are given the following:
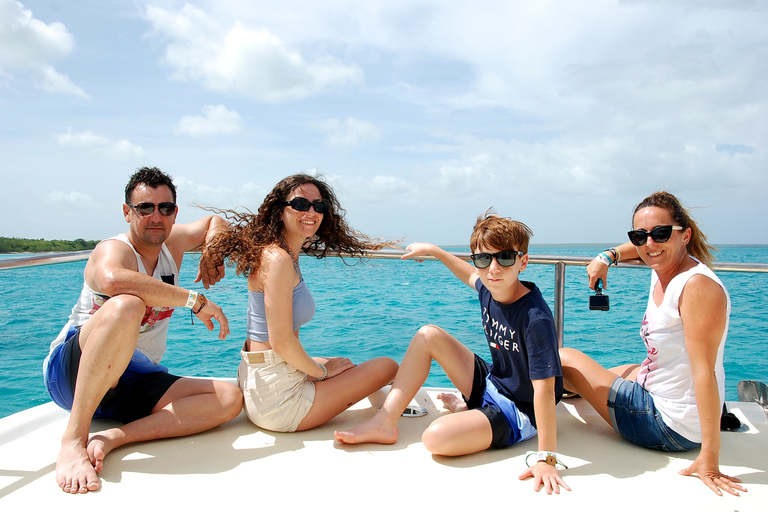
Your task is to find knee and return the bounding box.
[380,357,399,378]
[421,420,449,455]
[412,324,447,349]
[218,382,244,421]
[559,347,579,368]
[98,294,146,324]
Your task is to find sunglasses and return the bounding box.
[470,250,524,269]
[127,202,177,216]
[284,197,330,214]
[627,225,683,246]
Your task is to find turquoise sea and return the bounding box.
[1,245,767,419]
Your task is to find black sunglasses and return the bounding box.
[627,225,683,246]
[470,250,524,269]
[284,197,330,214]
[127,202,177,217]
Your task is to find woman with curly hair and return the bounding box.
[206,174,398,432]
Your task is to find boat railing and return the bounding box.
[3,248,768,349]
[312,248,768,348]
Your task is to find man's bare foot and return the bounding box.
[437,392,467,413]
[86,433,115,474]
[334,411,399,445]
[56,439,101,494]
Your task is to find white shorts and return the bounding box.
[238,347,315,432]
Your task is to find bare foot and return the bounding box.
[437,392,467,413]
[56,439,101,494]
[334,411,399,445]
[87,433,114,474]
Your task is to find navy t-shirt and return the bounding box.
[476,279,563,423]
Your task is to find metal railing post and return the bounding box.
[554,261,565,348]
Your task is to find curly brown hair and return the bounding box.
[633,191,717,268]
[204,174,394,277]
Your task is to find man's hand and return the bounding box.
[194,297,230,340]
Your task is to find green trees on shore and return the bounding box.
[0,237,98,253]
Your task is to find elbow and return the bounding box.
[98,270,137,300]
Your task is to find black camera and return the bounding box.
[589,278,610,311]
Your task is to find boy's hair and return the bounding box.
[125,167,177,204]
[470,210,533,253]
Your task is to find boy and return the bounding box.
[334,213,569,494]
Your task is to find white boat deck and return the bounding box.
[1,386,766,511]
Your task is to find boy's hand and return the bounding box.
[401,242,437,261]
[519,463,571,494]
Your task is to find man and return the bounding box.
[43,167,243,494]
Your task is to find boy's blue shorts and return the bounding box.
[465,354,537,449]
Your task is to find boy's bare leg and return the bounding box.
[334,325,475,445]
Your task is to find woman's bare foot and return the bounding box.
[56,438,101,494]
[334,411,399,445]
[437,392,467,413]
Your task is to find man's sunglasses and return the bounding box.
[127,202,177,217]
[470,250,524,269]
[627,225,683,246]
[284,197,330,214]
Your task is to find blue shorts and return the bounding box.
[44,326,181,424]
[608,377,700,452]
[465,354,537,449]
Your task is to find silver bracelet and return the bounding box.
[318,363,328,381]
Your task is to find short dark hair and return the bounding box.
[125,167,177,204]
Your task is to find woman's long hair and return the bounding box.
[204,174,394,277]
[633,191,716,268]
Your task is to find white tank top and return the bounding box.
[636,257,729,442]
[45,234,179,367]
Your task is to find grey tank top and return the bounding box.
[245,279,316,341]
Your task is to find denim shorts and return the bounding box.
[608,377,700,452]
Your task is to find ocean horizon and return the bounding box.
[1,244,766,419]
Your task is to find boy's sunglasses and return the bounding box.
[127,202,177,217]
[470,250,524,269]
[284,197,330,214]
[627,225,683,246]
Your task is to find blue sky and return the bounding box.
[1,0,766,246]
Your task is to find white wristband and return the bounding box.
[185,290,199,309]
[595,253,611,266]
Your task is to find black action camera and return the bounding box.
[589,278,610,311]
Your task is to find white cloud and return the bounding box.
[46,190,95,208]
[0,0,87,97]
[55,128,145,160]
[144,4,363,103]
[176,104,243,137]
[173,177,269,212]
[313,117,381,147]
